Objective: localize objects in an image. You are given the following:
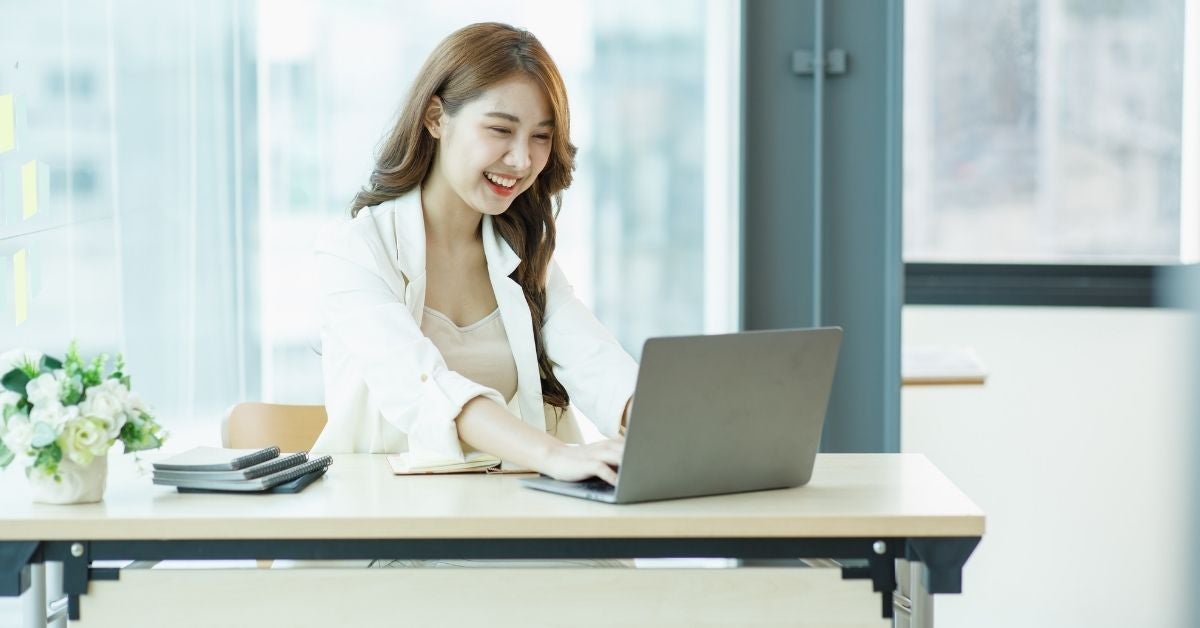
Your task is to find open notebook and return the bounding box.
[386,451,532,475]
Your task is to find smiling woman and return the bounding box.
[312,23,637,488]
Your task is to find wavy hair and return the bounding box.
[351,22,575,414]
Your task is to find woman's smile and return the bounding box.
[484,171,518,197]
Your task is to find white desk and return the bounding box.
[0,453,984,626]
[902,346,988,386]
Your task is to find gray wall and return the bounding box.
[743,0,903,452]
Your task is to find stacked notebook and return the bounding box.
[152,446,332,493]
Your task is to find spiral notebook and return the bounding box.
[152,451,308,482]
[154,455,333,493]
[152,446,281,472]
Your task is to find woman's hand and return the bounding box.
[457,396,625,485]
[541,438,624,485]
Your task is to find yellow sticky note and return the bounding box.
[0,94,13,153]
[14,249,28,326]
[21,160,38,219]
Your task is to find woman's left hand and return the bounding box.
[540,437,624,485]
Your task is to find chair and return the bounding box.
[220,402,327,452]
[218,402,328,570]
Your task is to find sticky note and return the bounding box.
[13,249,28,325]
[21,160,37,219]
[0,94,12,153]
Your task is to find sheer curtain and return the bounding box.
[256,0,739,404]
[0,0,737,433]
[0,0,257,432]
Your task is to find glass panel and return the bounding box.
[0,0,252,426]
[0,0,737,428]
[905,0,1188,263]
[256,0,733,402]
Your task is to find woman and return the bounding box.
[310,22,636,486]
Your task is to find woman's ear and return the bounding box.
[424,96,445,139]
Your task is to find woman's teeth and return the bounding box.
[485,172,516,188]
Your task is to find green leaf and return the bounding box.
[61,377,83,406]
[124,431,162,453]
[32,443,62,476]
[1,369,30,395]
[17,360,39,379]
[83,355,106,387]
[40,355,63,371]
[120,412,165,453]
[62,389,82,406]
[31,421,57,447]
[0,440,13,469]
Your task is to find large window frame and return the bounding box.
[903,0,1199,309]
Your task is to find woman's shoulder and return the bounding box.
[315,197,405,255]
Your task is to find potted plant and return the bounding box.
[0,343,167,504]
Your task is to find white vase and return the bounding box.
[28,452,108,505]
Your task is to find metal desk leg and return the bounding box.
[21,563,45,628]
[909,560,933,628]
[893,559,912,628]
[46,562,66,628]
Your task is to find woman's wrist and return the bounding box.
[532,436,567,472]
[458,395,565,472]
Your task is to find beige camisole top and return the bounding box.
[419,306,519,403]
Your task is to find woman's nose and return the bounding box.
[506,140,532,171]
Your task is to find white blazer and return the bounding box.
[309,191,638,461]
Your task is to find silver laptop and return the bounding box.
[521,327,843,504]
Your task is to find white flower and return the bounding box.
[0,391,21,416]
[30,403,75,431]
[58,417,110,466]
[25,372,64,408]
[80,380,129,440]
[0,348,43,375]
[126,391,149,415]
[2,413,33,459]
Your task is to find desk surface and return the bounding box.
[0,453,984,541]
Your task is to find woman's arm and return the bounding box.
[542,261,639,438]
[457,396,623,484]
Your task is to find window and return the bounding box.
[255,0,740,401]
[0,1,739,427]
[904,0,1195,270]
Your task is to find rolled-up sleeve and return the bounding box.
[541,260,638,438]
[315,224,506,461]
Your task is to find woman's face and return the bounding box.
[428,75,554,216]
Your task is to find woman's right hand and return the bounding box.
[541,438,624,485]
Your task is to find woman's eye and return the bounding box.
[490,127,511,135]
[534,134,551,142]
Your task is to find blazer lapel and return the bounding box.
[482,215,547,432]
[391,193,427,322]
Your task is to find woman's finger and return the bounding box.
[594,448,623,467]
[594,462,618,485]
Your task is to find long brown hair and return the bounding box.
[351,22,575,414]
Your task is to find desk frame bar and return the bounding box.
[1,536,980,622]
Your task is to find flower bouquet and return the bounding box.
[0,343,167,504]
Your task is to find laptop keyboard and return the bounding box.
[577,478,616,493]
